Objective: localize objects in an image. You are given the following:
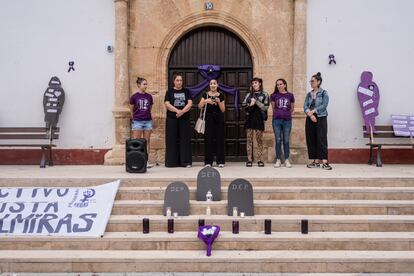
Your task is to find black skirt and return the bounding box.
[245,107,264,131]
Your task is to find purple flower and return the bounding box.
[197,225,220,256]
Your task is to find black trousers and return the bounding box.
[165,117,192,167]
[204,112,225,165]
[305,116,328,160]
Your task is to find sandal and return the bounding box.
[258,161,265,167]
[246,161,253,167]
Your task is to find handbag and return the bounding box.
[195,102,207,134]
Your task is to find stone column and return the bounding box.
[104,0,130,165]
[290,0,308,163]
[292,0,307,104]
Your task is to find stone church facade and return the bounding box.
[105,0,308,165]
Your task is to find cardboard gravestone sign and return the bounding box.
[164,181,190,216]
[43,76,65,128]
[227,178,254,216]
[196,167,221,201]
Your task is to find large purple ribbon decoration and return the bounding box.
[186,65,239,112]
[197,225,220,256]
[357,71,380,134]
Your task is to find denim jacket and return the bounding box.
[303,87,329,117]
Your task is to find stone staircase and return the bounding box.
[1,175,414,273]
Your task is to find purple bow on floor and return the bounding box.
[197,225,220,256]
[186,65,239,113]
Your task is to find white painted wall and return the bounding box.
[0,0,115,148]
[307,0,414,148]
[2,1,411,150]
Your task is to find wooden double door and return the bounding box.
[168,26,253,161]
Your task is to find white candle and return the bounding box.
[166,207,172,217]
[206,206,211,216]
[232,207,238,217]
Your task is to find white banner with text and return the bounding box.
[0,180,119,236]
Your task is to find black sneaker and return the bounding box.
[246,161,253,167]
[306,162,320,168]
[321,163,332,170]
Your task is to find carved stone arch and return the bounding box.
[155,11,267,94]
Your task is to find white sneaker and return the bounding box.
[204,164,211,168]
[274,159,281,168]
[284,159,292,168]
[147,162,154,169]
[186,164,192,168]
[218,164,225,168]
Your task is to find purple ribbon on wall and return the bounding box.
[186,65,239,112]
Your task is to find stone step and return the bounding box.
[116,186,414,200]
[0,250,413,273]
[106,215,414,232]
[112,199,414,215]
[2,177,414,187]
[0,232,413,251]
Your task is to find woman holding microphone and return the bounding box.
[198,79,226,168]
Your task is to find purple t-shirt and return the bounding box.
[130,92,153,121]
[271,92,295,120]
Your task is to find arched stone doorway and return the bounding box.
[168,26,253,161]
[106,1,308,165]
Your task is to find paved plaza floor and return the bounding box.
[0,164,413,181]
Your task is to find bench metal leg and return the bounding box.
[376,145,383,167]
[40,146,46,168]
[368,144,373,165]
[49,146,54,166]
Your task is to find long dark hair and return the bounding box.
[312,72,323,87]
[273,78,288,94]
[136,77,146,86]
[208,79,220,93]
[249,77,263,93]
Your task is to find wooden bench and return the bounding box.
[0,127,59,168]
[363,125,414,167]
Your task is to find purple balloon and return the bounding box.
[357,71,380,133]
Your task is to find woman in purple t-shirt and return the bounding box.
[270,78,295,168]
[129,77,154,168]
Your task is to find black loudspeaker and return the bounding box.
[125,139,147,173]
